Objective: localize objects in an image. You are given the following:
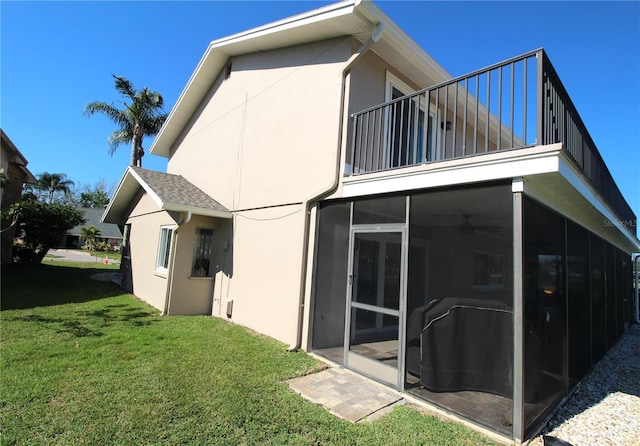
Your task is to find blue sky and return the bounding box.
[1,1,638,221]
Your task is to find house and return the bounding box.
[1,129,37,266]
[61,207,123,250]
[102,1,639,443]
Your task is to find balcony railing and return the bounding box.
[348,49,636,236]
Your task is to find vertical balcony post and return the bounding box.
[523,57,528,146]
[536,50,544,145]
[425,92,431,163]
[349,114,358,176]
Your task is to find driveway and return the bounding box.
[45,249,119,265]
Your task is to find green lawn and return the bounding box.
[1,263,497,446]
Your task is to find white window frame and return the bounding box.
[156,225,175,273]
[385,71,441,163]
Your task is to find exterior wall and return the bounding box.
[126,193,177,311]
[333,43,431,198]
[347,44,423,117]
[168,214,219,315]
[0,145,9,206]
[211,204,306,345]
[167,37,353,211]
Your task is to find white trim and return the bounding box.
[155,225,176,273]
[129,167,165,209]
[102,166,232,224]
[128,166,231,218]
[149,1,452,158]
[161,203,232,219]
[385,71,441,163]
[385,71,415,101]
[341,145,640,252]
[342,148,562,198]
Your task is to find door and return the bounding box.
[345,228,406,388]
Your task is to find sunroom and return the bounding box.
[309,49,638,442]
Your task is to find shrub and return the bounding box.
[5,201,86,263]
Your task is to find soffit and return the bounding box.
[1,129,37,183]
[340,146,639,253]
[525,169,640,254]
[102,166,231,224]
[150,0,452,158]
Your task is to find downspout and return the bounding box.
[163,211,192,315]
[288,22,384,351]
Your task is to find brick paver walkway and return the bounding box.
[288,367,404,422]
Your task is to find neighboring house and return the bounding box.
[103,1,639,443]
[62,207,123,250]
[1,129,37,266]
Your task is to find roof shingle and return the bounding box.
[130,167,229,215]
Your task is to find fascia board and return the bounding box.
[354,0,452,83]
[150,0,361,158]
[557,153,640,250]
[150,45,228,158]
[127,167,166,209]
[20,165,37,184]
[207,0,359,52]
[160,202,232,219]
[101,166,139,224]
[341,144,564,198]
[149,0,457,158]
[102,166,233,223]
[1,129,34,168]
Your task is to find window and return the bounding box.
[385,72,438,167]
[191,228,214,277]
[156,226,174,272]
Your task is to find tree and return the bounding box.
[6,201,85,263]
[75,179,112,208]
[0,169,8,189]
[34,172,75,203]
[84,75,168,167]
[79,190,109,208]
[80,225,102,251]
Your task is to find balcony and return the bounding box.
[348,49,636,236]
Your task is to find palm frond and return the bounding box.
[112,74,136,100]
[86,75,168,167]
[143,113,169,135]
[84,102,132,129]
[108,130,132,155]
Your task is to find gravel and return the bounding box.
[529,323,640,446]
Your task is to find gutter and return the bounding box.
[163,211,192,315]
[288,22,384,351]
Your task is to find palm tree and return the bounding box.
[36,172,74,203]
[80,225,102,251]
[84,75,168,167]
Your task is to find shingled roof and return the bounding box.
[102,166,231,224]
[67,208,123,239]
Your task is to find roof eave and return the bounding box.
[149,0,454,159]
[102,166,233,224]
[161,203,232,219]
[101,166,136,224]
[149,0,363,159]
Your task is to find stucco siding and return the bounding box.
[167,37,352,211]
[127,193,177,311]
[167,214,219,315]
[212,204,305,345]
